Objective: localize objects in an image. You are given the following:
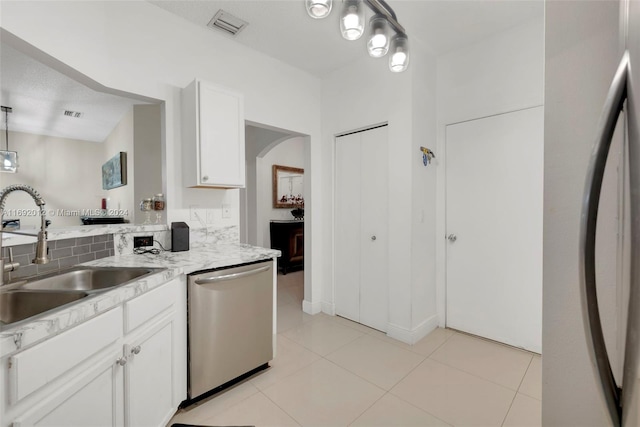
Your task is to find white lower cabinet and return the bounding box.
[13,347,123,427]
[124,313,176,427]
[2,276,186,427]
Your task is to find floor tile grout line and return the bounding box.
[425,357,525,396]
[499,388,521,427]
[258,388,305,427]
[386,389,454,427]
[515,357,535,392]
[426,335,533,392]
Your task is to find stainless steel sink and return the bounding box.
[0,266,165,326]
[19,266,165,293]
[0,289,88,324]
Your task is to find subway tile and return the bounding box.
[91,242,106,252]
[94,250,111,260]
[9,243,36,256]
[37,260,60,274]
[93,234,109,243]
[52,247,73,260]
[12,255,31,267]
[72,245,91,255]
[58,256,80,269]
[78,253,96,264]
[10,264,38,280]
[77,237,93,245]
[55,238,76,248]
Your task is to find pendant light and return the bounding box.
[305,0,409,72]
[367,15,390,58]
[306,0,332,19]
[389,33,409,72]
[340,0,365,41]
[0,106,17,174]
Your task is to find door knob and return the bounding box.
[202,175,209,182]
[131,345,141,355]
[116,357,127,366]
[447,234,457,242]
[371,235,377,241]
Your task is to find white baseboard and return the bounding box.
[302,299,322,315]
[387,315,439,345]
[321,301,335,316]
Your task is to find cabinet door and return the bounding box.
[13,348,123,427]
[125,313,175,427]
[197,81,245,187]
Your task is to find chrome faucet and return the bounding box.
[0,184,50,286]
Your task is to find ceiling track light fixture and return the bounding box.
[306,0,409,72]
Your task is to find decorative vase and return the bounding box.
[291,208,304,220]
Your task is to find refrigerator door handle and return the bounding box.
[579,50,629,427]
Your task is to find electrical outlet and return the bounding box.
[134,235,153,248]
[222,204,231,218]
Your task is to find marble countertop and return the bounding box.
[0,243,281,358]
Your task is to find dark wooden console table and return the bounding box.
[270,220,304,274]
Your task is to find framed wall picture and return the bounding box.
[102,152,127,190]
[273,164,304,208]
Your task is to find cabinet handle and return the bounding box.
[116,357,127,366]
[202,175,209,182]
[131,345,141,355]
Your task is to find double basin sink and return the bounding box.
[0,266,165,325]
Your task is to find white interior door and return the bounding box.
[335,126,388,332]
[445,107,543,352]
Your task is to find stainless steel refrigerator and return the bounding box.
[545,0,640,425]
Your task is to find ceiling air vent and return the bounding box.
[207,10,248,37]
[63,110,83,118]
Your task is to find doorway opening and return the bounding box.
[241,122,310,311]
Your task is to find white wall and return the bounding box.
[133,104,163,224]
[435,17,545,326]
[256,137,305,249]
[1,130,103,228]
[1,0,324,310]
[103,108,134,222]
[543,1,622,424]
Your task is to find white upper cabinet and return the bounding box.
[182,79,246,188]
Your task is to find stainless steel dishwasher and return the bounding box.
[187,260,273,401]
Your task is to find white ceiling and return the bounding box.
[0,0,543,143]
[150,0,543,77]
[0,43,149,143]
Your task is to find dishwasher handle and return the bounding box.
[194,265,271,285]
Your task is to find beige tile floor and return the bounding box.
[169,271,542,427]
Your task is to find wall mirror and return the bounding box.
[273,165,304,208]
[0,40,163,228]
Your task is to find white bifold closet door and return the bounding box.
[335,125,388,332]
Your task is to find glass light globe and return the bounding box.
[340,0,364,40]
[389,34,409,72]
[367,16,390,58]
[306,0,332,19]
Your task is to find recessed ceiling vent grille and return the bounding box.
[207,10,248,37]
[63,110,83,118]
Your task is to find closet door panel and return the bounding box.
[335,132,362,322]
